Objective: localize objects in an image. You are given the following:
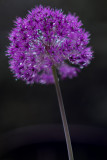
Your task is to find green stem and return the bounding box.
[52,65,74,160]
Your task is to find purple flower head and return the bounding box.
[6,5,93,84]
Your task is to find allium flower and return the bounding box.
[7,5,93,84]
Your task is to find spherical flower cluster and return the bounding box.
[7,5,93,84]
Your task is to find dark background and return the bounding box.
[0,0,107,160]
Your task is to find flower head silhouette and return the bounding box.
[7,5,93,84]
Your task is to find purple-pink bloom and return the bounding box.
[6,5,93,84]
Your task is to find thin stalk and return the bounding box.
[52,65,74,160]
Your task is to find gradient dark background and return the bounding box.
[0,0,107,160]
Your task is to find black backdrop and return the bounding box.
[0,0,107,160]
